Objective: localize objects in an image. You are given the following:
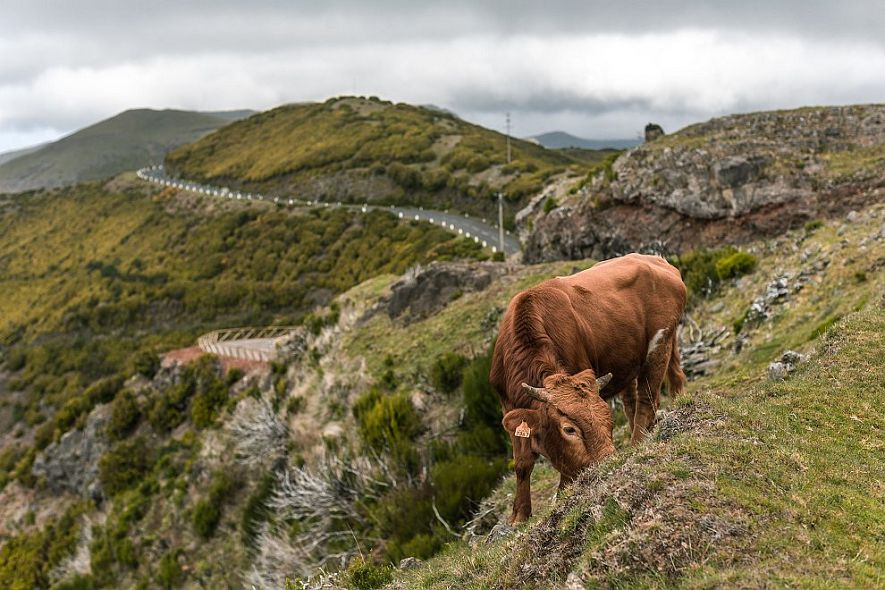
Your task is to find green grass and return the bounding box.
[166,96,586,220]
[390,303,885,588]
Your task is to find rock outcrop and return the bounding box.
[524,105,885,262]
[378,261,508,323]
[32,403,112,500]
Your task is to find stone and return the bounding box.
[846,210,860,223]
[521,105,885,263]
[768,362,789,381]
[486,523,514,544]
[398,557,422,570]
[565,571,587,590]
[32,403,112,500]
[377,261,507,324]
[644,123,665,142]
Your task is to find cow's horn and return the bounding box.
[596,373,613,390]
[521,382,550,402]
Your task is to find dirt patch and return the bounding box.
[162,346,267,373]
[492,402,754,588]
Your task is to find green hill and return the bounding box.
[0,109,252,193]
[166,96,586,221]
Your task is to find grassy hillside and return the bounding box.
[0,109,252,193]
[0,171,880,589]
[166,96,586,221]
[386,206,884,588]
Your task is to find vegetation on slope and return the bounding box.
[0,177,482,494]
[385,205,884,589]
[0,109,252,193]
[166,96,590,222]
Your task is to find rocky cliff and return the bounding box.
[522,104,885,261]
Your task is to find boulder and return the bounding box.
[644,123,665,142]
[379,261,507,324]
[32,403,112,500]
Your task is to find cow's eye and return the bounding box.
[563,426,577,435]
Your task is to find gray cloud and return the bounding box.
[1,1,884,152]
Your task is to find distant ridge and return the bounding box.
[0,143,46,166]
[530,131,639,150]
[0,108,252,193]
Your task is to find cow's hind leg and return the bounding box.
[619,378,639,437]
[633,334,673,444]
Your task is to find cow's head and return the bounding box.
[502,370,615,481]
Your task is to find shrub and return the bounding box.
[543,197,558,213]
[192,471,235,539]
[107,390,141,440]
[671,247,758,299]
[128,350,160,379]
[430,352,467,394]
[241,472,276,547]
[192,499,221,540]
[804,219,824,232]
[157,550,182,589]
[190,380,228,428]
[99,436,153,496]
[343,557,393,590]
[0,503,86,589]
[353,389,420,473]
[715,251,758,280]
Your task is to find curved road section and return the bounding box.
[137,165,520,362]
[136,166,520,255]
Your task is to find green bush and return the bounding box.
[715,251,758,280]
[804,219,824,232]
[543,197,558,213]
[0,503,85,590]
[241,472,276,547]
[671,246,758,299]
[128,350,160,379]
[353,389,421,473]
[192,499,221,540]
[99,437,153,496]
[107,390,141,440]
[430,352,467,394]
[343,557,394,590]
[192,471,235,539]
[157,550,182,589]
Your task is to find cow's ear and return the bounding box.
[503,408,542,439]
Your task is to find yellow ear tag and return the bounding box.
[515,421,531,438]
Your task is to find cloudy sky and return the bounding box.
[1,0,884,152]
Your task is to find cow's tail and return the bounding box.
[666,330,687,395]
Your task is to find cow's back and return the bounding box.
[491,254,686,406]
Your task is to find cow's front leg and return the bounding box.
[634,338,671,443]
[619,378,639,437]
[510,435,537,524]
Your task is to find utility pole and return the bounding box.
[498,192,505,256]
[498,112,511,258]
[506,111,512,165]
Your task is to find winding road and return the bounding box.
[137,165,520,362]
[136,166,520,255]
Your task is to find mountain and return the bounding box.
[0,143,46,166]
[1,104,882,589]
[165,96,587,221]
[530,130,639,150]
[522,104,885,262]
[0,108,252,193]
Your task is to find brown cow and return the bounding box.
[489,253,686,523]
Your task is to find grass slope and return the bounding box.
[166,96,586,221]
[0,109,250,193]
[385,207,884,588]
[393,302,884,587]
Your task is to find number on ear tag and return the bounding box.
[515,421,531,438]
